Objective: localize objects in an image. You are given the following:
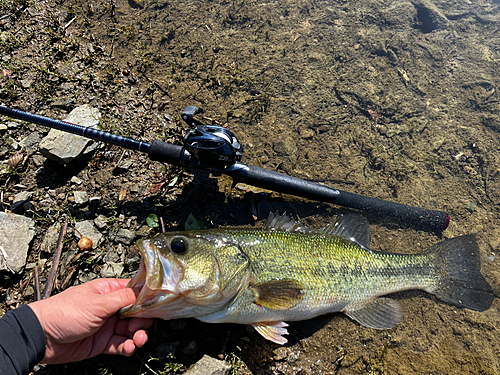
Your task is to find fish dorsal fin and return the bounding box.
[252,321,289,344]
[343,297,402,329]
[250,279,304,310]
[318,214,371,249]
[262,212,309,233]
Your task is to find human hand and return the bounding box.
[29,278,153,364]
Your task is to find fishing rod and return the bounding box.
[0,104,450,231]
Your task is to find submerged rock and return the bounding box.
[273,135,297,157]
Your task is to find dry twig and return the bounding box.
[33,266,41,301]
[42,218,69,299]
[157,206,166,233]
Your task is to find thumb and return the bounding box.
[97,286,139,316]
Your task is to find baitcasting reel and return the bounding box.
[180,106,243,170]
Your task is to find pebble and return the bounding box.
[40,222,61,253]
[111,228,136,245]
[32,155,45,167]
[11,191,34,211]
[299,128,314,139]
[125,255,140,269]
[75,220,102,249]
[71,176,83,185]
[100,262,124,278]
[6,136,19,150]
[19,132,41,153]
[466,201,476,213]
[126,216,137,228]
[89,196,101,205]
[6,121,19,129]
[73,191,89,205]
[78,271,98,284]
[116,244,124,255]
[116,159,134,170]
[103,250,119,263]
[24,286,34,297]
[94,214,108,229]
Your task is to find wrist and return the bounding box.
[28,300,45,330]
[23,303,48,363]
[28,300,50,345]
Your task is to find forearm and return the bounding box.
[0,305,46,375]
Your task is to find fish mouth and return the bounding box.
[119,239,183,318]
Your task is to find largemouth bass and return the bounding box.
[120,212,493,344]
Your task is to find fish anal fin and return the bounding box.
[252,321,289,344]
[343,297,403,329]
[251,279,304,310]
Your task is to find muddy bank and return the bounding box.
[1,0,500,373]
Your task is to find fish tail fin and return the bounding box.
[427,235,493,312]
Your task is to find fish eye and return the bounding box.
[170,237,188,254]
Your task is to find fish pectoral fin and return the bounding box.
[252,321,289,344]
[343,297,403,329]
[250,279,304,310]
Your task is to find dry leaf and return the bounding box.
[8,152,24,169]
[149,181,165,194]
[118,186,127,201]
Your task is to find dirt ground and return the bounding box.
[1,0,500,373]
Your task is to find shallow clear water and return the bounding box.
[79,0,500,372]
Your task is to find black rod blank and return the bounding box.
[0,105,150,152]
[0,105,450,231]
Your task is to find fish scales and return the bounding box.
[201,229,436,321]
[120,212,494,344]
